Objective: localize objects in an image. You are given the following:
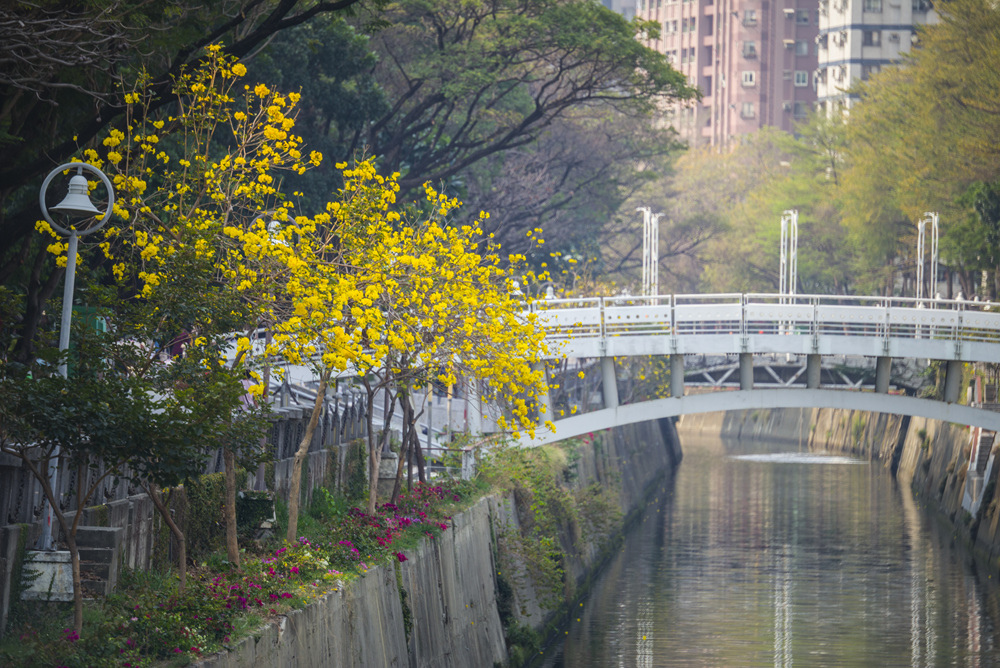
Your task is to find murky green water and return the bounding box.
[539,437,1000,667]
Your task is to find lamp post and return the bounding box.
[637,207,662,298]
[916,212,939,301]
[37,162,115,550]
[779,209,798,302]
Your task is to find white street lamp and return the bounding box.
[916,212,939,301]
[37,162,115,550]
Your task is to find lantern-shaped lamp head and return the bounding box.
[51,172,100,217]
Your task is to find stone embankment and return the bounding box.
[196,418,683,667]
[678,406,1000,569]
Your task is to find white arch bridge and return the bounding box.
[522,293,1000,446]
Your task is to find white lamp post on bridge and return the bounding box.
[916,212,939,301]
[637,206,662,298]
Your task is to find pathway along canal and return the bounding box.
[539,436,1000,667]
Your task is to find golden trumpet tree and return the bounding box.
[50,47,319,570]
[49,46,549,549]
[266,160,550,524]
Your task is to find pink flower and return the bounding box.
[396,552,408,562]
[290,566,299,575]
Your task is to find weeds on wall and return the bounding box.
[479,433,621,613]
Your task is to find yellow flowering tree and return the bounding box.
[51,46,322,570]
[265,160,551,525]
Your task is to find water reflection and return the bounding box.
[539,437,1000,667]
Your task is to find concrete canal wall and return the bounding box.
[194,419,682,667]
[677,406,1000,569]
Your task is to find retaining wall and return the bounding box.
[194,418,683,667]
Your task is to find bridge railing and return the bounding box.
[531,292,1000,348]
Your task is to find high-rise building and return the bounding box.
[634,0,819,147]
[603,0,637,19]
[816,0,937,112]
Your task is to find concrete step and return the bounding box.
[78,546,114,564]
[74,526,122,550]
[80,561,111,580]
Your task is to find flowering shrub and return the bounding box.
[2,482,474,667]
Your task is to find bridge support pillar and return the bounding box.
[944,360,964,404]
[875,356,892,394]
[670,355,685,398]
[534,363,555,424]
[807,354,821,389]
[739,353,753,390]
[601,356,619,409]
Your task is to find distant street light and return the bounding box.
[637,207,661,297]
[916,212,939,301]
[779,210,798,301]
[37,162,115,550]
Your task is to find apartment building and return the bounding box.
[635,0,819,147]
[816,0,936,111]
[602,0,637,19]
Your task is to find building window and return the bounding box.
[863,0,882,11]
[817,33,829,49]
[794,70,809,86]
[681,17,688,32]
[703,75,713,93]
[913,0,932,11]
[862,63,881,79]
[689,46,697,62]
[743,9,757,26]
[741,102,756,119]
[795,40,809,56]
[743,41,757,58]
[796,9,810,24]
[681,49,688,64]
[783,69,793,80]
[862,30,881,46]
[705,15,713,35]
[690,17,696,32]
[705,45,713,62]
[742,70,757,87]
[672,20,678,33]
[793,101,810,118]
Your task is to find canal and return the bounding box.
[539,436,1000,667]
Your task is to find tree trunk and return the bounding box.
[390,396,412,504]
[146,484,187,593]
[364,386,382,516]
[223,447,240,567]
[286,374,329,542]
[414,426,427,483]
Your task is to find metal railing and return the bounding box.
[531,293,1000,346]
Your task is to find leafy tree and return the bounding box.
[840,0,1000,293]
[0,0,385,362]
[260,161,548,528]
[460,108,683,265]
[258,0,694,201]
[0,332,209,635]
[54,47,309,569]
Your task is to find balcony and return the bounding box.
[742,46,757,59]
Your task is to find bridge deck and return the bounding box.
[534,293,1000,365]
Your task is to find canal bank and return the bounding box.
[193,418,682,667]
[678,407,1000,570]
